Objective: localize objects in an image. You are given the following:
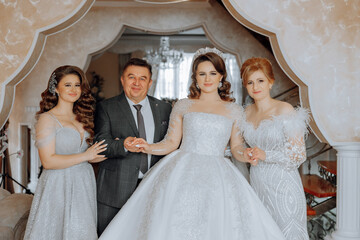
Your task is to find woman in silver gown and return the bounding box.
[240,57,309,240]
[24,65,107,240]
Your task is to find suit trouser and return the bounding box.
[97,178,143,236]
[97,202,120,236]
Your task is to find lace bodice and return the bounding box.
[242,108,309,170]
[150,98,245,158]
[180,112,232,156]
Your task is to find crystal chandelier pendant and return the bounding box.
[145,36,184,69]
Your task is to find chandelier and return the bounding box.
[145,36,184,68]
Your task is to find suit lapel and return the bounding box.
[149,96,161,143]
[117,93,139,137]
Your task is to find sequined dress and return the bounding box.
[99,99,285,240]
[242,108,309,240]
[24,112,97,240]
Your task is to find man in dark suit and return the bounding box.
[94,58,172,234]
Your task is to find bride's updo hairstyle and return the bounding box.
[240,57,275,86]
[188,51,234,102]
[37,65,96,144]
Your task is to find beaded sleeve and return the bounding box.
[149,98,192,155]
[264,108,310,170]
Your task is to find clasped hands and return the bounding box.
[244,147,266,166]
[124,136,149,153]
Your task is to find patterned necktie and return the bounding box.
[133,104,148,174]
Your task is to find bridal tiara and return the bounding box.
[49,72,57,95]
[193,47,225,61]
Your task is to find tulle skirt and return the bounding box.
[100,150,285,240]
[24,162,97,240]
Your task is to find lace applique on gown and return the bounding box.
[242,107,310,240]
[24,112,97,240]
[99,98,285,240]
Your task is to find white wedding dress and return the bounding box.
[99,99,285,240]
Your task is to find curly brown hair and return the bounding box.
[36,65,95,145]
[188,52,234,102]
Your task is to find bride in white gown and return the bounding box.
[99,48,285,240]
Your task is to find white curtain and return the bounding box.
[224,53,242,103]
[153,53,193,100]
[153,53,242,102]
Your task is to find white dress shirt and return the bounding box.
[125,96,155,178]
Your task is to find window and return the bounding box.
[153,52,242,103]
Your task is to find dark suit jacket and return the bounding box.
[94,93,172,208]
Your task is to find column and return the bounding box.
[326,143,360,240]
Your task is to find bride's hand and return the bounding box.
[124,137,142,152]
[126,138,149,153]
[249,147,266,162]
[132,138,151,154]
[244,148,257,165]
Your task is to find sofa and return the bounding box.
[0,188,33,240]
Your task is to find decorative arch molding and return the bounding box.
[83,23,244,77]
[7,1,310,152]
[222,0,327,144]
[83,23,245,100]
[0,0,95,130]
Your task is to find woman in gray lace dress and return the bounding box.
[24,65,107,240]
[240,57,309,240]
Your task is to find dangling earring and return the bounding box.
[196,83,199,89]
[218,77,224,89]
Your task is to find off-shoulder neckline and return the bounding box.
[184,111,233,122]
[183,97,235,104]
[45,112,86,147]
[180,98,240,120]
[244,107,305,131]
